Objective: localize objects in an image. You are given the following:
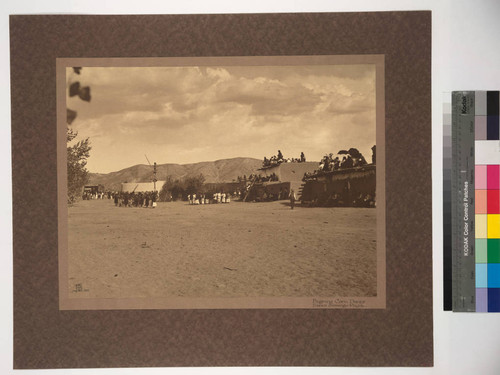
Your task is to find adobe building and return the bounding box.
[244,162,318,201]
[300,164,376,207]
[121,181,166,193]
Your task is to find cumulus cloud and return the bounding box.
[68,64,377,173]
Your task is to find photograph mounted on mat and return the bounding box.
[57,55,386,310]
[11,12,432,368]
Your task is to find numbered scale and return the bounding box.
[451,91,476,312]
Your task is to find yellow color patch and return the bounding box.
[476,215,488,238]
[488,215,500,238]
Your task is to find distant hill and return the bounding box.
[88,157,263,191]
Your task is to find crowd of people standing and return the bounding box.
[187,192,232,205]
[82,191,107,200]
[112,191,158,208]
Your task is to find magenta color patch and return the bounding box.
[476,165,488,190]
[475,116,487,140]
[488,165,500,189]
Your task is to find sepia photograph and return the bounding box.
[57,56,385,309]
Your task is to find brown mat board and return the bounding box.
[11,12,432,368]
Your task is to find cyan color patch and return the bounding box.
[476,264,488,288]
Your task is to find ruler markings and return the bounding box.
[452,91,476,312]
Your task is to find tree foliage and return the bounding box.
[67,67,91,125]
[67,67,92,204]
[159,176,182,201]
[67,128,91,203]
[185,174,206,195]
[158,174,206,202]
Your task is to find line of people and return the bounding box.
[188,192,231,205]
[83,191,115,200]
[82,191,106,200]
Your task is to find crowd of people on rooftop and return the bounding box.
[251,173,279,183]
[303,147,373,181]
[236,172,279,185]
[262,150,306,168]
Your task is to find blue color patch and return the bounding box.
[488,263,500,287]
[476,264,488,288]
[487,288,500,312]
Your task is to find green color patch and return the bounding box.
[488,239,500,263]
[476,239,488,263]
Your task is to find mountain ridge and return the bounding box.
[88,157,263,191]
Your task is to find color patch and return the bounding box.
[487,116,499,140]
[475,142,500,165]
[487,190,500,214]
[476,214,488,238]
[475,116,487,140]
[476,288,488,312]
[476,91,487,115]
[488,239,500,263]
[476,264,488,288]
[488,264,500,287]
[476,165,488,189]
[488,288,500,312]
[488,215,500,238]
[487,91,499,115]
[476,239,488,263]
[476,190,488,214]
[488,165,500,189]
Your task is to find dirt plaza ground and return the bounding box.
[67,199,377,299]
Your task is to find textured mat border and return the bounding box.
[11,12,432,368]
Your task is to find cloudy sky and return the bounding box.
[67,63,376,173]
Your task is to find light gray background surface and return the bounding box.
[2,0,500,374]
